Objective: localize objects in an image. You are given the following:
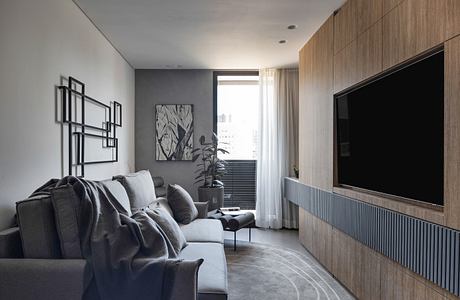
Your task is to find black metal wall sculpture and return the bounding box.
[58,77,122,177]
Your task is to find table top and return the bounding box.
[220,209,255,217]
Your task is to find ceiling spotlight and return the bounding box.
[278,40,287,44]
[287,24,297,30]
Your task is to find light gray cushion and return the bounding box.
[51,185,82,259]
[145,208,187,257]
[114,170,156,213]
[149,197,174,217]
[179,219,224,244]
[178,242,228,299]
[16,196,61,258]
[100,180,132,216]
[167,184,198,225]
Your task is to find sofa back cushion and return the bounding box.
[167,184,198,225]
[100,180,132,216]
[114,170,156,213]
[16,196,62,258]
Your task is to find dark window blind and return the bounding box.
[221,160,256,209]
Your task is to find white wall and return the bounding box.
[0,0,135,230]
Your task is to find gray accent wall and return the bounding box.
[135,70,213,200]
[0,0,135,230]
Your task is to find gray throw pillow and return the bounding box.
[114,170,156,213]
[146,208,187,256]
[100,180,132,216]
[167,184,198,224]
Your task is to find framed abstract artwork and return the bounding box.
[155,104,194,161]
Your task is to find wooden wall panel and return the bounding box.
[444,36,460,230]
[356,0,383,34]
[382,0,447,69]
[300,208,460,298]
[356,20,383,82]
[299,209,333,271]
[334,20,383,94]
[333,40,358,93]
[299,0,460,298]
[382,0,404,15]
[298,16,334,191]
[446,0,460,40]
[334,0,358,54]
[298,44,311,185]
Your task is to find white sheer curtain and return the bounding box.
[256,69,299,229]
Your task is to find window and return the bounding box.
[213,72,259,209]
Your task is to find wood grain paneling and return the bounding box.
[444,36,460,230]
[334,20,383,93]
[299,0,460,298]
[359,243,381,299]
[382,0,447,69]
[446,0,460,40]
[333,39,358,93]
[383,0,404,15]
[298,209,333,271]
[334,0,358,54]
[356,0,383,34]
[299,16,334,191]
[356,20,383,82]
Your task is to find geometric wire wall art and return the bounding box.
[58,76,122,177]
[155,104,194,161]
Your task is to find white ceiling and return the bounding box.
[74,0,345,69]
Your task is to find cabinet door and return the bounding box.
[383,0,447,69]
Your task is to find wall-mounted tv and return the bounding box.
[335,50,444,206]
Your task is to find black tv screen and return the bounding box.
[335,50,444,206]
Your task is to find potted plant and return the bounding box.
[192,133,229,211]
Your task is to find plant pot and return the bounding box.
[198,186,224,212]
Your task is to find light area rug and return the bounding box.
[225,242,355,300]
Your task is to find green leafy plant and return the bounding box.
[192,133,229,188]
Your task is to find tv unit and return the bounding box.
[335,50,444,206]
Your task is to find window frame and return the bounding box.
[212,70,259,133]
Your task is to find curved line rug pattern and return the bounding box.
[225,242,355,300]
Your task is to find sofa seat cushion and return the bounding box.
[179,242,227,299]
[180,219,224,244]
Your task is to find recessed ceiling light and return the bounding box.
[287,24,297,30]
[278,40,287,44]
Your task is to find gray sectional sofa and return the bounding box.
[0,174,228,300]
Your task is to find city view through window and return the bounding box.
[217,75,259,160]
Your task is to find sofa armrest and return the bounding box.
[0,259,86,300]
[194,202,209,219]
[132,258,203,300]
[0,227,22,258]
